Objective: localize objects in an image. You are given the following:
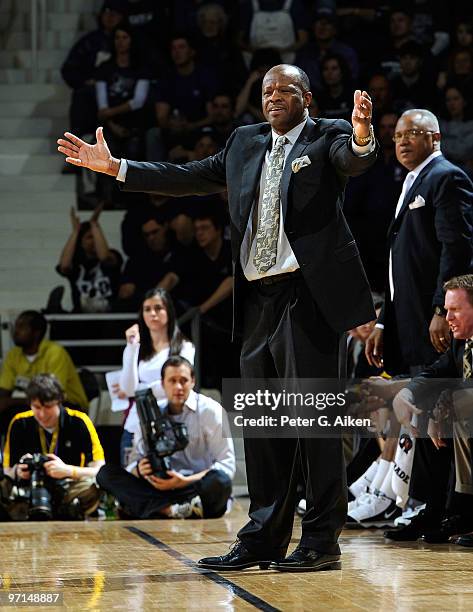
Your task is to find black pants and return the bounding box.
[408,372,455,523]
[237,276,346,558]
[96,465,232,519]
[410,440,453,519]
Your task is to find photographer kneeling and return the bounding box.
[96,356,235,519]
[1,374,105,520]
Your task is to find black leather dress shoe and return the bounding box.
[455,533,473,547]
[269,547,341,572]
[384,511,439,542]
[421,515,473,544]
[197,540,276,571]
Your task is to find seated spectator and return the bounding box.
[238,0,309,64]
[455,18,473,52]
[438,19,473,89]
[118,212,182,308]
[61,0,126,139]
[206,93,240,147]
[159,210,234,388]
[117,288,195,466]
[56,205,123,313]
[119,195,160,258]
[439,85,473,173]
[97,356,235,519]
[442,48,473,99]
[235,48,282,123]
[390,41,437,113]
[125,0,171,65]
[368,73,393,122]
[168,127,219,163]
[1,375,104,521]
[0,312,88,433]
[377,7,416,77]
[160,210,232,324]
[171,0,235,36]
[95,22,151,161]
[409,0,450,57]
[316,53,353,122]
[146,34,218,160]
[167,211,195,248]
[296,8,359,91]
[194,3,247,96]
[334,2,388,67]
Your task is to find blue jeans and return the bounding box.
[120,430,134,468]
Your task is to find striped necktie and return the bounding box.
[463,339,473,379]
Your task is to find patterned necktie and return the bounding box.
[463,339,473,379]
[253,135,288,273]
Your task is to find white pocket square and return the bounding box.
[291,155,311,173]
[408,195,426,210]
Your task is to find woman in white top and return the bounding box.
[119,287,195,466]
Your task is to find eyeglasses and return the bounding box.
[392,129,436,143]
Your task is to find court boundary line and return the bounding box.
[125,526,281,612]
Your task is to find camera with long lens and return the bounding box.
[21,453,53,520]
[135,388,189,478]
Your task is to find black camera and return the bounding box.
[135,388,189,478]
[21,453,53,520]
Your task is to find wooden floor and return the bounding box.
[1,499,473,611]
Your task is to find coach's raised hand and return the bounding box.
[57,126,120,176]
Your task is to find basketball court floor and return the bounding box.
[1,498,472,611]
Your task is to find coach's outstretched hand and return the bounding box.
[57,126,120,176]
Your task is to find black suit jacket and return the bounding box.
[122,117,378,333]
[379,155,473,371]
[408,339,468,414]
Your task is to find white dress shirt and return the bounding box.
[127,390,236,480]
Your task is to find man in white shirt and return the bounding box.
[96,356,235,519]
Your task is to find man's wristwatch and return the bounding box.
[353,124,374,146]
[434,305,447,317]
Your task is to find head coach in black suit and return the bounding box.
[58,64,378,572]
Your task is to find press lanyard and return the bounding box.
[39,425,59,455]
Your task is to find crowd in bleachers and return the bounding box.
[55,0,473,376]
[2,0,473,541]
[58,0,473,304]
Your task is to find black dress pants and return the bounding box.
[237,276,346,557]
[409,426,455,522]
[97,465,232,519]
